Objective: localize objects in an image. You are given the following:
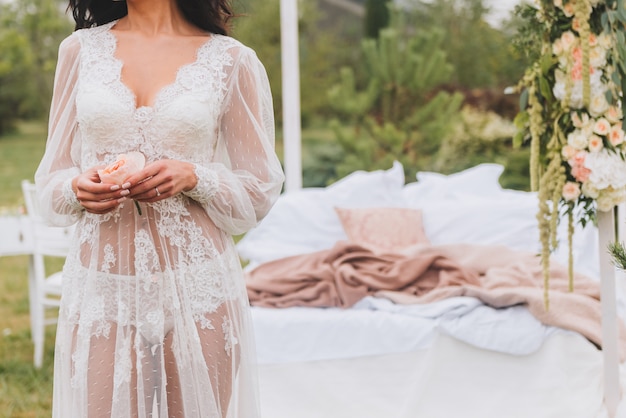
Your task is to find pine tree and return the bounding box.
[327,11,464,181]
[364,0,391,39]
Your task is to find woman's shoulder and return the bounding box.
[57,31,81,60]
[208,35,261,66]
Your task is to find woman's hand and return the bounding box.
[72,167,130,214]
[123,159,198,203]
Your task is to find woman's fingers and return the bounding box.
[74,166,129,209]
[125,160,196,202]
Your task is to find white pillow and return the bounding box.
[408,187,600,279]
[406,164,505,205]
[237,161,406,266]
[419,195,540,252]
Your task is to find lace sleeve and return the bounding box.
[184,45,284,235]
[34,33,84,226]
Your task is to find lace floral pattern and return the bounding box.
[62,177,83,211]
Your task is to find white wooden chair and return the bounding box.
[21,180,73,368]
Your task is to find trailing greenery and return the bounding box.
[514,0,626,307]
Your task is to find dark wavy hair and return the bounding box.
[68,0,235,35]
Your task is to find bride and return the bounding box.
[35,0,284,416]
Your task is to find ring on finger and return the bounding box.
[155,187,161,197]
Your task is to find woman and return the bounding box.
[35,0,284,416]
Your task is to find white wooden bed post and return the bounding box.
[598,207,622,417]
[280,0,303,192]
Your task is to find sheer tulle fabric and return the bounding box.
[35,21,283,418]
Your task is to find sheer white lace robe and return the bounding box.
[35,21,284,418]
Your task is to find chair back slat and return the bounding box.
[21,180,73,257]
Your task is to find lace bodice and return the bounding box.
[36,21,283,418]
[75,22,231,166]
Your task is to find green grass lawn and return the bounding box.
[0,121,55,417]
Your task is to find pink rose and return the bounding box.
[562,182,582,201]
[593,118,611,136]
[571,165,591,182]
[569,150,587,167]
[98,152,146,185]
[588,135,603,153]
[609,125,625,146]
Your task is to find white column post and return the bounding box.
[280,0,303,192]
[597,208,621,417]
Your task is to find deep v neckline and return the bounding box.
[105,21,214,111]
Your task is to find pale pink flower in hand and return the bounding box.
[98,152,146,185]
[97,152,146,214]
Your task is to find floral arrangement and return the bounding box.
[515,0,626,307]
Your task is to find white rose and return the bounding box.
[589,94,609,118]
[582,181,600,199]
[598,33,612,49]
[597,192,616,211]
[589,46,607,68]
[571,111,590,129]
[567,130,589,150]
[560,31,577,51]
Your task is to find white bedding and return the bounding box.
[241,163,625,417]
[258,332,626,418]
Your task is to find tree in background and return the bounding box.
[233,0,359,127]
[409,0,527,90]
[364,0,390,38]
[0,0,71,135]
[327,11,464,181]
[0,25,34,135]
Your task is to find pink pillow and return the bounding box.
[334,207,430,253]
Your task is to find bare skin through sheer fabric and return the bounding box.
[36,15,283,418]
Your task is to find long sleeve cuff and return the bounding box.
[183,164,219,205]
[62,177,84,212]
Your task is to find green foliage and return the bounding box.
[364,0,391,38]
[409,0,529,89]
[435,106,530,190]
[327,12,463,181]
[0,0,72,135]
[0,27,35,135]
[232,0,359,127]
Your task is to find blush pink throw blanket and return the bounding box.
[246,241,626,357]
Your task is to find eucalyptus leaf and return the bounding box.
[519,88,529,111]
